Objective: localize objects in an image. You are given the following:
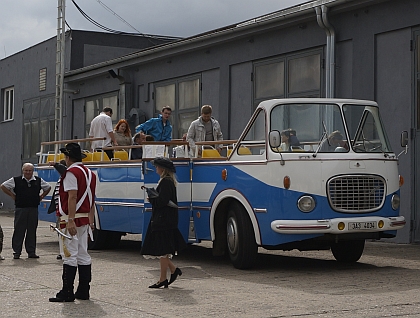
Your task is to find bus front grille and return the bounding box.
[327,175,386,213]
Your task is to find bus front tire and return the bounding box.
[226,202,258,269]
[331,239,365,263]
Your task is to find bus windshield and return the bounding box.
[343,104,392,153]
[270,103,348,153]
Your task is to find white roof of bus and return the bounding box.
[257,98,378,110]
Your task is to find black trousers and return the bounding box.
[12,207,38,255]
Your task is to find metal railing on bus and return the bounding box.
[38,138,238,165]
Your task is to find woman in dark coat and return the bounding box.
[141,157,186,288]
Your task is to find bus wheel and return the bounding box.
[88,228,107,250]
[331,240,365,263]
[88,229,121,250]
[106,231,122,249]
[226,202,258,269]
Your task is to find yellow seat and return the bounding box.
[92,151,110,161]
[202,149,221,158]
[227,149,233,156]
[47,153,65,162]
[114,150,128,161]
[47,154,58,162]
[238,147,252,155]
[82,152,93,162]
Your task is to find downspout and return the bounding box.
[315,5,336,98]
[322,5,336,98]
[315,6,330,98]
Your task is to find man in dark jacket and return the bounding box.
[1,163,51,259]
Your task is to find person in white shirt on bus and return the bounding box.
[89,107,118,159]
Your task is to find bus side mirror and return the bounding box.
[269,130,281,148]
[401,131,408,147]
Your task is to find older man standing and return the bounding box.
[1,163,51,259]
[187,105,223,156]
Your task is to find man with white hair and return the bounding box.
[1,163,51,259]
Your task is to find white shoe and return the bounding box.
[0,255,5,260]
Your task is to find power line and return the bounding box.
[70,0,180,43]
[95,0,142,35]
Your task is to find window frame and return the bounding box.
[3,86,14,122]
[154,74,201,139]
[253,49,323,108]
[84,91,119,138]
[22,96,55,161]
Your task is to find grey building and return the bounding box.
[1,0,420,244]
[0,29,176,203]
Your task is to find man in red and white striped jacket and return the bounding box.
[49,143,97,303]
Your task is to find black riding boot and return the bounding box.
[49,264,77,302]
[75,264,91,300]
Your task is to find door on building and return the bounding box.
[414,31,420,242]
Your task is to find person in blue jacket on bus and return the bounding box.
[135,106,172,141]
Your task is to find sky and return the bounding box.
[0,0,305,59]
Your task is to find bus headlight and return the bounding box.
[391,194,400,210]
[298,196,315,213]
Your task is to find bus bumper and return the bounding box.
[271,216,405,234]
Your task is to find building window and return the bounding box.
[39,68,47,91]
[85,93,119,138]
[288,54,321,95]
[3,86,14,121]
[255,61,285,100]
[23,96,55,160]
[155,76,200,138]
[254,50,322,107]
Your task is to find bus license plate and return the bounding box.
[348,222,377,230]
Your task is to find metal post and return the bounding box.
[55,0,66,145]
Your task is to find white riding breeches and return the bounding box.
[61,225,91,267]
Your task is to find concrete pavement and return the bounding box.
[2,209,420,317]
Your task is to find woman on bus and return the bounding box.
[140,157,186,288]
[113,119,132,147]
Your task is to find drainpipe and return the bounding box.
[322,5,335,98]
[316,6,329,97]
[315,5,336,98]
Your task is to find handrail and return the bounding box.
[195,140,237,146]
[39,137,106,165]
[38,138,239,165]
[40,137,105,145]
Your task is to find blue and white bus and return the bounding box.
[36,98,407,269]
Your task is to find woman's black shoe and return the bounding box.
[149,279,168,288]
[168,268,182,285]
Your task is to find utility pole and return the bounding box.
[55,0,66,144]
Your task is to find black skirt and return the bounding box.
[140,225,187,257]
